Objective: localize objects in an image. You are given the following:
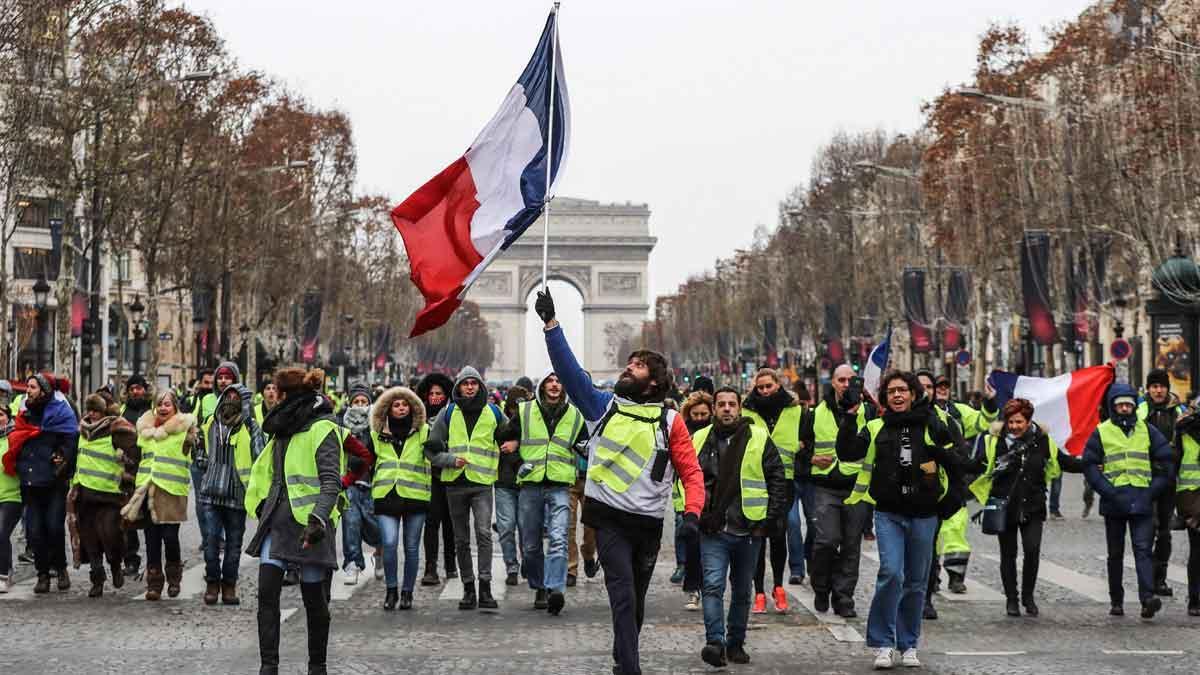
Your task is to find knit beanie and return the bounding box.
[1147,368,1170,389]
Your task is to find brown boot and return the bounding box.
[33,574,50,594]
[88,568,105,598]
[204,580,220,605]
[221,581,240,606]
[145,567,164,601]
[165,562,184,598]
[56,567,70,591]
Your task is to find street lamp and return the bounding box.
[128,295,146,376]
[32,273,50,370]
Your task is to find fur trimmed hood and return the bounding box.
[370,386,426,436]
[136,410,197,440]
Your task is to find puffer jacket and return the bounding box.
[1083,383,1175,518]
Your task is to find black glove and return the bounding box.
[301,516,326,549]
[535,289,556,324]
[677,511,700,540]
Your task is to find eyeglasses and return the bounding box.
[886,386,910,395]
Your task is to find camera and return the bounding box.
[842,375,864,410]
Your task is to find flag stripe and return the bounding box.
[988,365,1114,457]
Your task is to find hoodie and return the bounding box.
[1083,382,1175,518]
[194,384,264,509]
[416,373,455,420]
[423,366,504,486]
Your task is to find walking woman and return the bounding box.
[370,386,430,610]
[245,368,344,675]
[72,394,137,597]
[836,371,962,670]
[969,398,1084,617]
[122,390,197,600]
[338,384,381,584]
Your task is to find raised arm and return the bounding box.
[541,313,612,421]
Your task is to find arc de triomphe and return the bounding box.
[464,197,655,383]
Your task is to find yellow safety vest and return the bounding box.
[672,428,704,512]
[244,418,347,525]
[441,406,500,485]
[588,403,663,493]
[135,426,192,497]
[1098,420,1152,488]
[72,434,124,494]
[691,424,770,520]
[968,433,1062,504]
[371,426,432,502]
[1179,434,1200,493]
[518,401,582,485]
[846,418,948,506]
[0,438,19,503]
[743,405,803,480]
[807,401,868,478]
[201,417,255,488]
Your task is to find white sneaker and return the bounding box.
[372,552,383,580]
[0,574,12,593]
[684,591,700,611]
[342,564,360,585]
[901,648,920,668]
[873,647,897,670]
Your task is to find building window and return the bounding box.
[15,196,64,229]
[12,247,57,281]
[110,251,132,283]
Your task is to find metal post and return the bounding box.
[88,110,104,394]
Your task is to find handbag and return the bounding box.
[980,496,1009,535]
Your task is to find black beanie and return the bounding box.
[1147,369,1170,389]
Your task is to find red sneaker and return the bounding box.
[773,586,789,614]
[752,592,767,614]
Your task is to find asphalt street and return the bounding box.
[2,476,1197,674]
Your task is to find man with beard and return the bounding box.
[417,373,457,585]
[1138,368,1187,598]
[536,290,704,675]
[696,387,789,667]
[119,375,153,577]
[425,367,506,610]
[796,363,875,618]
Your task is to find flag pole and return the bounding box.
[541,2,560,292]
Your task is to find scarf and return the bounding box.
[387,414,412,440]
[262,391,322,437]
[342,405,370,435]
[745,388,792,422]
[685,417,709,435]
[3,393,77,476]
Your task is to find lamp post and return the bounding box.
[33,273,50,371]
[192,283,210,380]
[129,295,145,377]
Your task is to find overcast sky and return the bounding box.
[186,1,1094,372]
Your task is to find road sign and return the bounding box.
[955,350,972,367]
[1110,338,1132,361]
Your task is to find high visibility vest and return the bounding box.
[518,401,582,485]
[806,401,868,478]
[135,426,192,497]
[672,425,707,512]
[846,418,948,506]
[9,394,24,417]
[201,417,255,489]
[72,434,124,494]
[371,426,432,502]
[691,424,770,520]
[244,419,347,525]
[1098,420,1152,488]
[0,438,19,503]
[945,401,994,440]
[968,433,1062,504]
[1178,434,1200,493]
[198,393,217,423]
[743,405,804,480]
[441,406,500,485]
[588,403,663,493]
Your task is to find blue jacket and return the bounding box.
[1083,383,1175,518]
[16,395,80,488]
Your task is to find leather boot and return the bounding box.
[56,567,71,591]
[383,587,399,611]
[165,562,184,598]
[478,579,498,609]
[420,563,440,586]
[459,581,477,610]
[399,590,413,610]
[300,581,330,674]
[257,564,284,672]
[204,580,220,605]
[33,573,50,594]
[145,567,164,601]
[222,581,240,606]
[88,568,105,598]
[110,560,125,589]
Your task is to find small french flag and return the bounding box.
[987,364,1115,456]
[862,327,892,405]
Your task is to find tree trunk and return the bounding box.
[145,270,160,386]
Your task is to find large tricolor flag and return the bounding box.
[862,327,892,405]
[987,364,1115,456]
[392,10,569,337]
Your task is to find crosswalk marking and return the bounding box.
[781,584,864,643]
[330,554,377,601]
[859,550,1007,602]
[133,555,256,601]
[979,553,1110,603]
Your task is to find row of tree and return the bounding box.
[647,0,1198,388]
[0,0,493,387]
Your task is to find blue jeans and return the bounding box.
[674,512,687,567]
[700,533,762,648]
[866,510,939,651]
[1105,514,1155,604]
[494,486,521,575]
[190,464,219,548]
[519,484,571,592]
[341,485,381,570]
[379,512,427,592]
[789,479,816,577]
[1049,475,1063,514]
[260,533,324,583]
[200,504,247,582]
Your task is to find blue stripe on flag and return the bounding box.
[987,370,1020,408]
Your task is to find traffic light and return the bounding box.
[81,319,95,349]
[849,338,862,373]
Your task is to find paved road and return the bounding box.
[2,476,1197,674]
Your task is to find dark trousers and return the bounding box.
[596,524,661,675]
[810,486,869,608]
[997,518,1044,601]
[77,502,124,577]
[753,530,787,593]
[1049,476,1063,514]
[1188,529,1200,600]
[0,501,22,576]
[926,524,942,598]
[21,483,68,574]
[1104,514,1155,605]
[145,523,181,570]
[422,479,456,574]
[125,529,141,568]
[1152,494,1174,586]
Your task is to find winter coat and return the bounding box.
[696,417,789,535]
[8,394,79,488]
[74,411,138,507]
[1083,383,1176,519]
[976,424,1084,524]
[1174,414,1200,526]
[124,411,197,527]
[370,386,430,518]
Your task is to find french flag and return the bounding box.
[862,327,892,406]
[987,364,1115,456]
[392,10,569,337]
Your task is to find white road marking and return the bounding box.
[1096,555,1189,586]
[782,583,864,643]
[859,549,1006,602]
[132,555,255,601]
[330,554,376,601]
[438,554,509,602]
[1101,650,1184,656]
[943,651,1028,656]
[980,553,1110,603]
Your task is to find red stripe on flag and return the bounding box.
[1063,364,1115,456]
[391,156,484,337]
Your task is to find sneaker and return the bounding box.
[700,643,726,668]
[373,552,383,580]
[788,574,805,586]
[685,591,700,611]
[0,574,12,593]
[873,647,897,670]
[900,648,920,668]
[752,592,767,614]
[726,644,750,664]
[669,566,684,584]
[342,564,360,586]
[584,558,599,579]
[772,586,789,614]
